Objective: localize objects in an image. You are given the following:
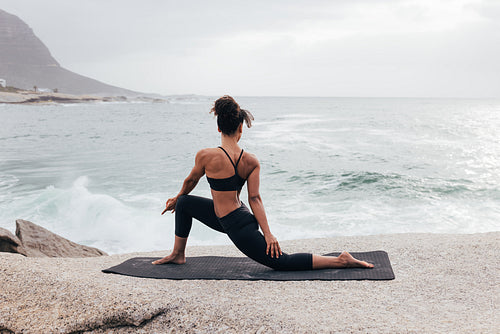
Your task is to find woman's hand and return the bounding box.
[161,196,178,215]
[264,233,282,258]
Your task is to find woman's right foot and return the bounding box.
[152,252,186,265]
[338,251,374,268]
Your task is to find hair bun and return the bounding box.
[210,96,254,135]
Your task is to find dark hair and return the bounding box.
[210,95,254,135]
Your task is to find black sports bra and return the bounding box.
[206,147,246,191]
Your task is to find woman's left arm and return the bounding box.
[161,149,207,214]
[247,157,282,258]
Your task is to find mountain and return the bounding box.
[0,9,138,96]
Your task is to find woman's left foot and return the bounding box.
[338,251,374,268]
[152,252,186,265]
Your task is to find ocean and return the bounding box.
[1,97,499,254]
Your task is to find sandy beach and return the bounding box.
[0,232,498,333]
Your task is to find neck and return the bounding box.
[221,134,240,150]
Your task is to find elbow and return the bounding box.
[248,194,261,203]
[182,178,198,190]
[185,177,197,185]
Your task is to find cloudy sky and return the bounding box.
[2,0,499,97]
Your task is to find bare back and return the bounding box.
[202,147,258,217]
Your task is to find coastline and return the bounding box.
[0,90,166,104]
[1,232,498,333]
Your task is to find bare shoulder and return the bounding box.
[243,151,259,163]
[196,147,214,156]
[242,151,260,171]
[195,148,217,163]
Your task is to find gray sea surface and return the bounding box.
[1,97,499,253]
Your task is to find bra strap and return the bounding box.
[218,146,236,168]
[234,149,244,168]
[218,147,244,170]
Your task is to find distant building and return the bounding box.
[38,88,53,93]
[0,78,6,88]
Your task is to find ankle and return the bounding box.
[172,250,185,256]
[333,256,348,267]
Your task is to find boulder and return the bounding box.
[15,219,108,257]
[0,227,27,256]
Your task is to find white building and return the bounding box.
[0,78,6,88]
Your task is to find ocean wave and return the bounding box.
[283,170,485,199]
[0,173,19,189]
[0,174,19,202]
[2,98,499,251]
[0,176,230,254]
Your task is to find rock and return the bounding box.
[0,227,27,256]
[15,219,108,257]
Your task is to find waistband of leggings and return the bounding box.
[218,202,254,230]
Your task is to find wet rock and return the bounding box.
[15,219,108,257]
[0,227,27,256]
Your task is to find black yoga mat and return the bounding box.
[102,251,394,281]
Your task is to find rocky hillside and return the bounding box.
[0,9,138,95]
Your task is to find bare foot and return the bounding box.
[338,251,374,268]
[152,252,186,265]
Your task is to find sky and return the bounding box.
[1,0,499,97]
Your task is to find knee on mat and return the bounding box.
[264,255,293,271]
[266,254,310,271]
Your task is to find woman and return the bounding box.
[153,96,373,270]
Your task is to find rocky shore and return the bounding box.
[0,90,102,104]
[0,220,107,258]
[0,90,166,104]
[0,231,498,333]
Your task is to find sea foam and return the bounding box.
[0,176,230,254]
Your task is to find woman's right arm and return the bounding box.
[247,157,282,258]
[161,149,207,214]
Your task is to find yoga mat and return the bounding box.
[102,251,394,281]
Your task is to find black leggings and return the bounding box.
[175,195,313,271]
